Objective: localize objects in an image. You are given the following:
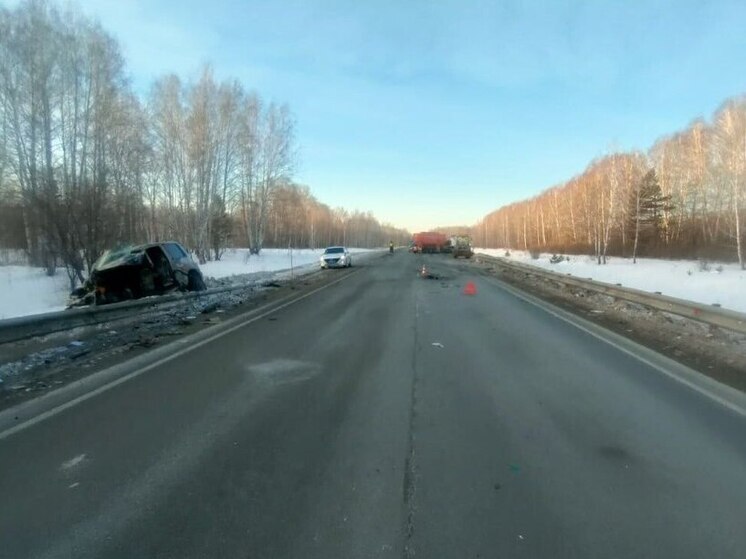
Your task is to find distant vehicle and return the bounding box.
[452,235,473,259]
[320,246,352,269]
[68,241,206,307]
[412,232,448,253]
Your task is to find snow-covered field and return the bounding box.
[0,266,70,320]
[476,248,746,314]
[0,248,380,320]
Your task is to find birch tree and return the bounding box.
[713,99,746,268]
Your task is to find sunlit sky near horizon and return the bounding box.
[7,0,746,232]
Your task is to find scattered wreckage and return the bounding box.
[68,242,206,308]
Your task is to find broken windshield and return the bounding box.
[94,246,138,269]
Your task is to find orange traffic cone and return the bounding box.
[463,281,477,295]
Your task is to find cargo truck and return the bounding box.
[412,232,448,253]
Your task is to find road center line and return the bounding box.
[60,453,86,470]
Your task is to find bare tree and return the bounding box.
[241,101,295,254]
[474,94,746,266]
[714,99,746,268]
[0,0,405,274]
[0,1,143,287]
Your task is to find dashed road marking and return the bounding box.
[60,454,86,470]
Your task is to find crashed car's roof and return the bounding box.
[92,242,188,272]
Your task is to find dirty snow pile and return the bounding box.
[0,247,380,320]
[475,248,746,314]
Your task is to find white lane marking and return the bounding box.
[0,269,361,441]
[68,482,80,489]
[491,277,746,418]
[60,454,86,470]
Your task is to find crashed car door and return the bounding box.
[164,242,192,288]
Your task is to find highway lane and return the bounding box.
[0,251,744,558]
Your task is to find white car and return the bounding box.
[320,246,352,269]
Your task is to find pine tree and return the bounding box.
[629,169,674,261]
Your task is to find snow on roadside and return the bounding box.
[0,247,381,320]
[476,248,746,314]
[200,248,377,280]
[0,266,69,320]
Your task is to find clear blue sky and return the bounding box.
[29,1,746,231]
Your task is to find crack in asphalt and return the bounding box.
[402,297,421,559]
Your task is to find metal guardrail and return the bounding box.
[475,254,746,335]
[0,282,258,345]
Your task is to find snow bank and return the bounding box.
[476,248,746,314]
[200,248,377,279]
[0,266,70,320]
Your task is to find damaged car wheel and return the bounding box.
[188,270,206,291]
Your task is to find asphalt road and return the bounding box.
[1,251,745,558]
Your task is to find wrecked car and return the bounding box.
[68,242,206,307]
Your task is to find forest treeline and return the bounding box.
[0,0,408,286]
[474,97,746,268]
